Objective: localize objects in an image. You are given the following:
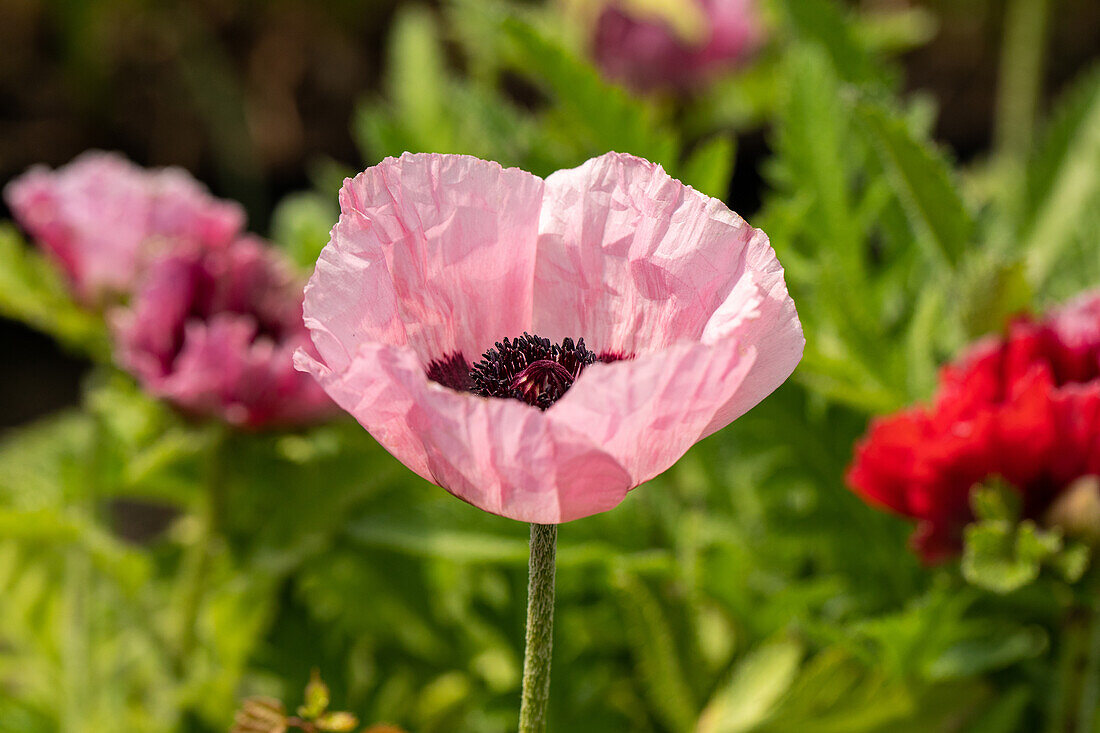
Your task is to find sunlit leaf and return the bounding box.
[697,637,803,733]
[1020,64,1100,286]
[857,99,974,266]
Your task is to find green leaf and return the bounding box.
[499,14,679,168]
[0,225,108,358]
[0,411,93,509]
[964,686,1031,733]
[925,627,1047,680]
[970,480,1022,523]
[856,99,974,266]
[853,6,938,54]
[697,637,804,733]
[1021,64,1100,286]
[298,668,330,719]
[780,46,857,266]
[681,136,736,199]
[1016,521,1062,561]
[613,571,696,733]
[753,646,916,732]
[961,518,1063,594]
[779,0,891,87]
[347,512,674,571]
[388,4,454,153]
[316,711,359,731]
[1051,542,1090,583]
[959,258,1033,338]
[962,522,1035,593]
[270,192,337,270]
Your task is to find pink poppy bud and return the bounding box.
[592,0,763,93]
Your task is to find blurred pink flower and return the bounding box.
[113,237,335,429]
[295,152,802,523]
[4,151,245,302]
[593,0,763,93]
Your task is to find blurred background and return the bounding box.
[3,1,1100,731]
[3,0,1099,430]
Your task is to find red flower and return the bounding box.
[847,291,1100,562]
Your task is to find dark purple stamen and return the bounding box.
[426,352,473,392]
[471,333,598,410]
[426,333,627,409]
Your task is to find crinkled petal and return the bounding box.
[305,153,544,372]
[536,152,803,431]
[551,337,757,485]
[162,314,255,423]
[295,344,633,523]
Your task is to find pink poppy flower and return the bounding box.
[4,151,245,302]
[295,152,803,523]
[113,237,335,429]
[593,0,763,93]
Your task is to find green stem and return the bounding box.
[518,523,558,733]
[1049,608,1087,732]
[994,0,1051,163]
[176,428,227,668]
[1078,591,1100,733]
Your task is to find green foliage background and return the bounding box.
[2,0,1100,731]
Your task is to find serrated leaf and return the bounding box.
[780,0,891,87]
[1021,65,1100,286]
[681,136,736,199]
[779,46,853,258]
[697,637,803,733]
[925,627,1047,680]
[0,225,108,358]
[856,99,974,266]
[499,14,679,168]
[613,571,696,733]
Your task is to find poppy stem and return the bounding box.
[1077,584,1100,733]
[994,0,1050,164]
[176,425,227,669]
[518,523,557,733]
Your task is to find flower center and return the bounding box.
[471,334,598,410]
[427,333,625,410]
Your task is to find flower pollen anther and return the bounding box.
[469,334,598,409]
